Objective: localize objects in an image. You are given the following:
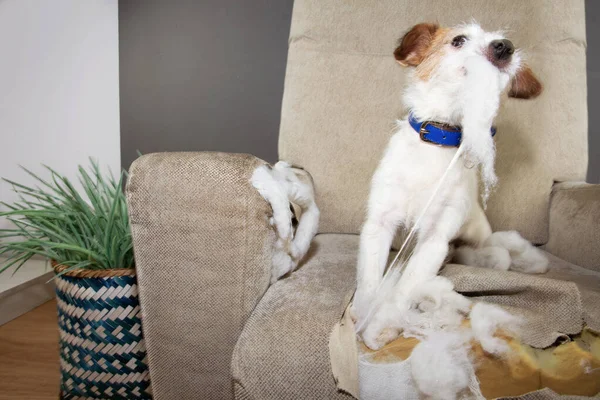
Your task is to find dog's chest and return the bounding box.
[376,124,479,212]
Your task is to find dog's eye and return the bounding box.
[451,35,468,48]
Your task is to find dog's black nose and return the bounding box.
[490,39,514,61]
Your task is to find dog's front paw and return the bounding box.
[270,248,296,283]
[485,231,548,274]
[359,306,401,350]
[363,326,400,351]
[404,277,471,334]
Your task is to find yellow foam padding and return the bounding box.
[473,333,541,399]
[360,337,419,363]
[534,332,600,396]
[368,328,600,399]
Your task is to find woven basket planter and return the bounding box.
[54,264,152,399]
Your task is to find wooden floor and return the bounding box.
[0,300,59,400]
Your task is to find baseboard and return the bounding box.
[0,271,55,325]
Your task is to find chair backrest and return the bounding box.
[278,0,587,244]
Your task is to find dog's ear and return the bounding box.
[394,23,439,67]
[509,65,543,99]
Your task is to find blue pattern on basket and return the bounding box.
[56,273,152,399]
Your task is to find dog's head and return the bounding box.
[395,22,542,115]
[396,23,542,202]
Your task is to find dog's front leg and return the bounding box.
[352,187,405,325]
[398,199,468,293]
[352,216,398,325]
[360,203,468,349]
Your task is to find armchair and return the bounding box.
[127,1,598,398]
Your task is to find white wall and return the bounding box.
[0,0,120,231]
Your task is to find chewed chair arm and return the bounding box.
[545,181,600,271]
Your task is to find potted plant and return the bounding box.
[0,160,151,399]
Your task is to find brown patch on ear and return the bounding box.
[394,23,439,67]
[509,66,543,99]
[415,28,450,81]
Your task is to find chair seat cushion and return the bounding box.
[441,251,600,348]
[354,323,600,399]
[352,324,600,399]
[231,234,358,400]
[331,250,600,399]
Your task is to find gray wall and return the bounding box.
[120,1,598,183]
[587,0,600,183]
[119,0,293,169]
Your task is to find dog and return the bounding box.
[351,22,547,350]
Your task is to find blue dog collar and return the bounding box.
[408,113,496,147]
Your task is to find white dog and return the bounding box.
[352,22,547,350]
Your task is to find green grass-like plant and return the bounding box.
[0,159,134,276]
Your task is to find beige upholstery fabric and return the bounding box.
[279,0,587,244]
[231,234,357,400]
[542,253,600,339]
[546,182,600,271]
[235,233,600,398]
[127,152,274,400]
[442,251,600,348]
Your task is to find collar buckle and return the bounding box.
[419,121,459,145]
[419,122,434,144]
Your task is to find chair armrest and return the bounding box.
[126,152,275,399]
[545,181,600,271]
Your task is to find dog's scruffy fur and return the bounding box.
[352,22,547,350]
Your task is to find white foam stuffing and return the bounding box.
[251,161,319,283]
[510,246,549,274]
[406,301,520,399]
[484,231,549,274]
[453,230,549,274]
[411,331,483,400]
[392,278,481,399]
[361,277,522,398]
[358,276,472,349]
[358,275,524,398]
[453,245,511,271]
[403,277,472,338]
[470,302,522,356]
